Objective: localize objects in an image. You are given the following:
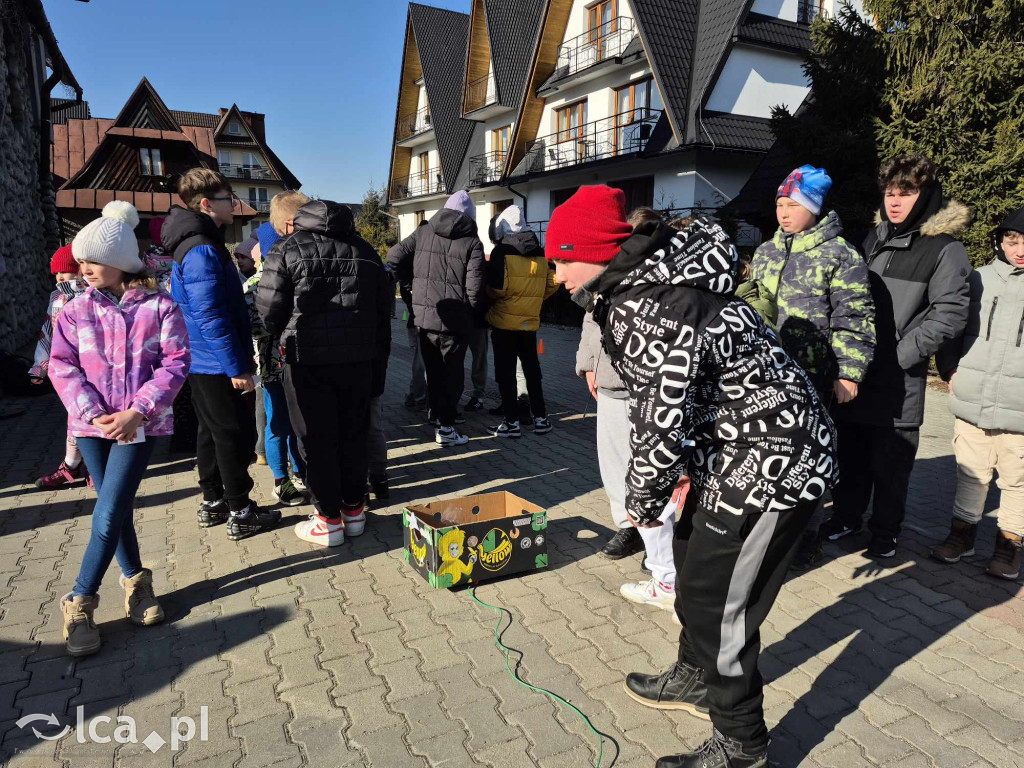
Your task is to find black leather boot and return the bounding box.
[656,731,768,768]
[601,527,643,559]
[624,662,709,719]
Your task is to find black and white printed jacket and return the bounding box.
[589,220,838,526]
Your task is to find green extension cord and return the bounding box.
[470,587,605,768]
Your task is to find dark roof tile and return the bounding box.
[409,3,477,195]
[484,0,546,110]
[50,98,91,124]
[171,110,221,129]
[737,13,810,52]
[686,0,749,142]
[697,112,775,152]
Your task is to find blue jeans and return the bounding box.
[264,381,305,481]
[74,437,156,597]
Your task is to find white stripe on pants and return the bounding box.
[597,390,677,585]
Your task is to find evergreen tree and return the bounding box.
[769,5,886,243]
[355,185,399,258]
[867,0,1024,265]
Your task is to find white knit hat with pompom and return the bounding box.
[72,201,145,273]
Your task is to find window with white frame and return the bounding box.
[140,148,164,176]
[228,121,242,135]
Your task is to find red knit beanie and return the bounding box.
[544,185,633,264]
[50,244,77,275]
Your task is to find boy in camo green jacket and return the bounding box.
[750,165,876,569]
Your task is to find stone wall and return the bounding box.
[0,1,52,355]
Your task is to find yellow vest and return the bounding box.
[486,254,560,332]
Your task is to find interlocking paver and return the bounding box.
[0,318,1022,767]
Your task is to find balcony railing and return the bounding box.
[247,200,271,214]
[466,72,498,113]
[515,109,662,177]
[220,163,278,181]
[468,151,507,187]
[554,18,638,80]
[391,168,446,201]
[396,106,433,142]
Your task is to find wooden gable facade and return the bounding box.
[54,78,257,233]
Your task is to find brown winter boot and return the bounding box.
[930,518,977,563]
[61,593,101,657]
[986,530,1022,580]
[119,568,165,626]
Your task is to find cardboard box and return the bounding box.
[402,491,548,589]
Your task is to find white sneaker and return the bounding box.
[436,428,469,447]
[294,515,344,547]
[620,578,676,612]
[341,504,366,537]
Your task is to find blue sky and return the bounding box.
[44,0,467,203]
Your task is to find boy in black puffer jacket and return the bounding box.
[258,199,393,548]
[547,186,837,768]
[387,190,486,447]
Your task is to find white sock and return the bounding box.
[65,454,81,469]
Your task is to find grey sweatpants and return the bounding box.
[597,391,677,585]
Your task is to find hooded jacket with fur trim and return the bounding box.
[591,219,837,525]
[835,194,972,429]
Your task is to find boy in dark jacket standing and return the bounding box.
[164,168,275,540]
[484,205,559,439]
[750,165,875,568]
[823,155,972,559]
[258,199,393,547]
[387,190,485,447]
[547,186,836,768]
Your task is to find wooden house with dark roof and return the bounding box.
[52,78,301,243]
[387,0,864,250]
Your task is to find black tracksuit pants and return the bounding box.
[419,330,469,429]
[190,373,256,511]
[674,492,817,751]
[830,421,920,540]
[284,362,372,518]
[491,328,547,422]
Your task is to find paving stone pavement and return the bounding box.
[0,317,1022,768]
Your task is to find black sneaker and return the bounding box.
[866,535,897,559]
[371,479,390,500]
[624,662,709,719]
[273,478,306,507]
[821,516,861,542]
[197,500,229,528]
[226,506,282,541]
[790,532,825,572]
[465,397,484,411]
[601,528,643,559]
[488,420,522,439]
[656,731,767,768]
[532,417,552,435]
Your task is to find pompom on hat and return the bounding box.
[49,244,78,275]
[72,201,145,273]
[544,185,633,264]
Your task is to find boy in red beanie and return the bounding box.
[30,245,90,488]
[547,186,837,768]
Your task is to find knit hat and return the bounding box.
[148,217,165,248]
[544,185,633,263]
[777,165,832,216]
[444,190,475,220]
[257,222,280,263]
[72,201,145,273]
[494,205,527,240]
[50,244,78,275]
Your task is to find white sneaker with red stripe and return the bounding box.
[620,578,676,612]
[294,515,344,547]
[341,504,366,537]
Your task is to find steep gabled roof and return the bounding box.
[737,13,811,52]
[629,0,700,143]
[484,0,546,109]
[214,104,301,189]
[111,78,182,132]
[684,0,750,143]
[409,4,477,194]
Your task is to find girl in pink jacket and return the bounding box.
[49,201,190,657]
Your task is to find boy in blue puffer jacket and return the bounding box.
[163,168,279,541]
